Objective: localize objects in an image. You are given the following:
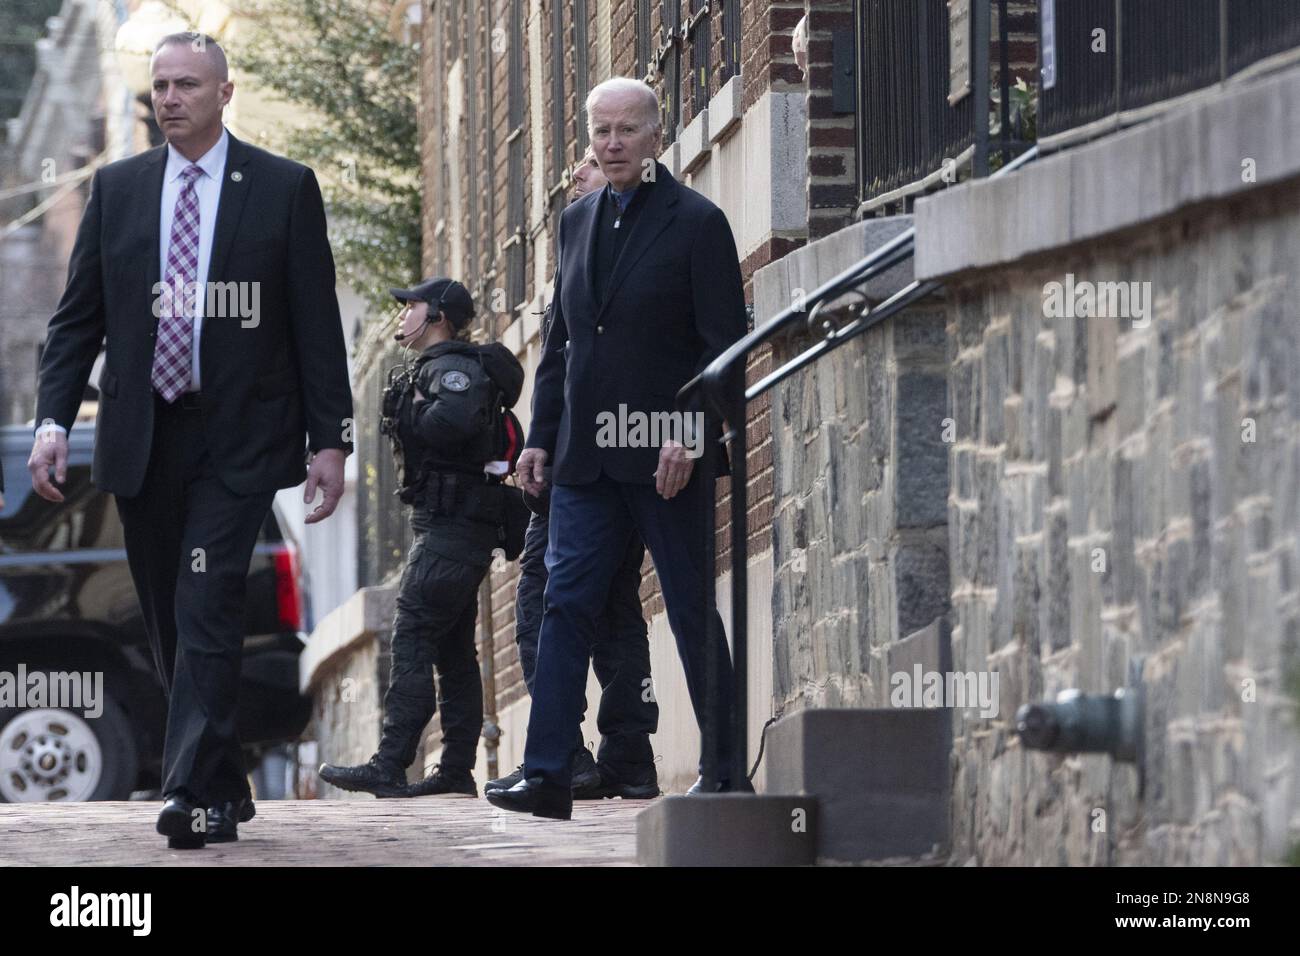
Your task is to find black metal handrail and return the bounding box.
[681,144,1038,790]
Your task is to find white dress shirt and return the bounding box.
[37,129,229,438]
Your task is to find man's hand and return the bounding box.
[303,448,346,524]
[655,440,695,500]
[517,447,549,497]
[28,429,69,503]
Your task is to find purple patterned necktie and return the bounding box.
[151,163,203,401]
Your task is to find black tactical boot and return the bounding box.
[318,755,409,798]
[590,761,661,799]
[486,748,602,796]
[405,764,478,797]
[486,763,525,793]
[570,746,604,799]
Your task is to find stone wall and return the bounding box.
[941,182,1300,865]
[310,634,387,801]
[903,62,1300,866]
[754,59,1300,864]
[771,304,952,712]
[300,586,436,800]
[755,216,953,717]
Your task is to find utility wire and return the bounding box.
[0,160,100,201]
[0,156,101,242]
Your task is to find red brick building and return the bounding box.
[394,0,815,789]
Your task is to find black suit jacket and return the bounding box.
[526,163,746,485]
[35,132,354,497]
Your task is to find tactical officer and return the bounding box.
[318,277,523,798]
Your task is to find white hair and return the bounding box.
[792,16,808,54]
[792,16,809,76]
[585,77,661,132]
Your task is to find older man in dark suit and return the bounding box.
[29,33,353,847]
[487,77,748,820]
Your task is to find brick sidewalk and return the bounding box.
[0,796,649,866]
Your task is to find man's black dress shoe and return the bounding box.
[318,756,408,798]
[156,792,206,849]
[485,777,573,820]
[686,775,756,795]
[207,798,256,843]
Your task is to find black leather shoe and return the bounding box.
[318,756,408,798]
[405,765,477,797]
[157,792,206,849]
[206,798,256,843]
[485,777,573,820]
[686,775,756,795]
[584,762,660,800]
[485,764,525,793]
[569,747,603,798]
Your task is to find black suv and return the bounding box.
[0,423,312,802]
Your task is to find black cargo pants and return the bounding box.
[376,509,488,774]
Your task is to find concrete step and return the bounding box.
[764,707,950,863]
[636,793,817,866]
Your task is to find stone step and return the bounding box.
[764,707,950,863]
[636,794,817,867]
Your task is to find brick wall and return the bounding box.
[804,0,855,240]
[994,1,1039,89]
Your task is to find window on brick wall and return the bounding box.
[433,1,448,271]
[466,0,480,284]
[722,0,740,82]
[635,0,652,82]
[688,0,710,115]
[550,0,565,185]
[483,0,496,286]
[506,0,526,315]
[574,0,589,153]
[549,0,568,279]
[659,0,681,143]
[447,0,460,64]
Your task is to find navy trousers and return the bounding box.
[523,471,735,786]
[515,510,657,769]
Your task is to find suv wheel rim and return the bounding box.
[0,709,103,802]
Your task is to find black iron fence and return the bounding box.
[1039,0,1300,139]
[855,0,978,210]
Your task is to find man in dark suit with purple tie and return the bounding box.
[28,33,353,847]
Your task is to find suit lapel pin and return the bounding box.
[231,171,243,182]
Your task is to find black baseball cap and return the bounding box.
[390,277,475,329]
